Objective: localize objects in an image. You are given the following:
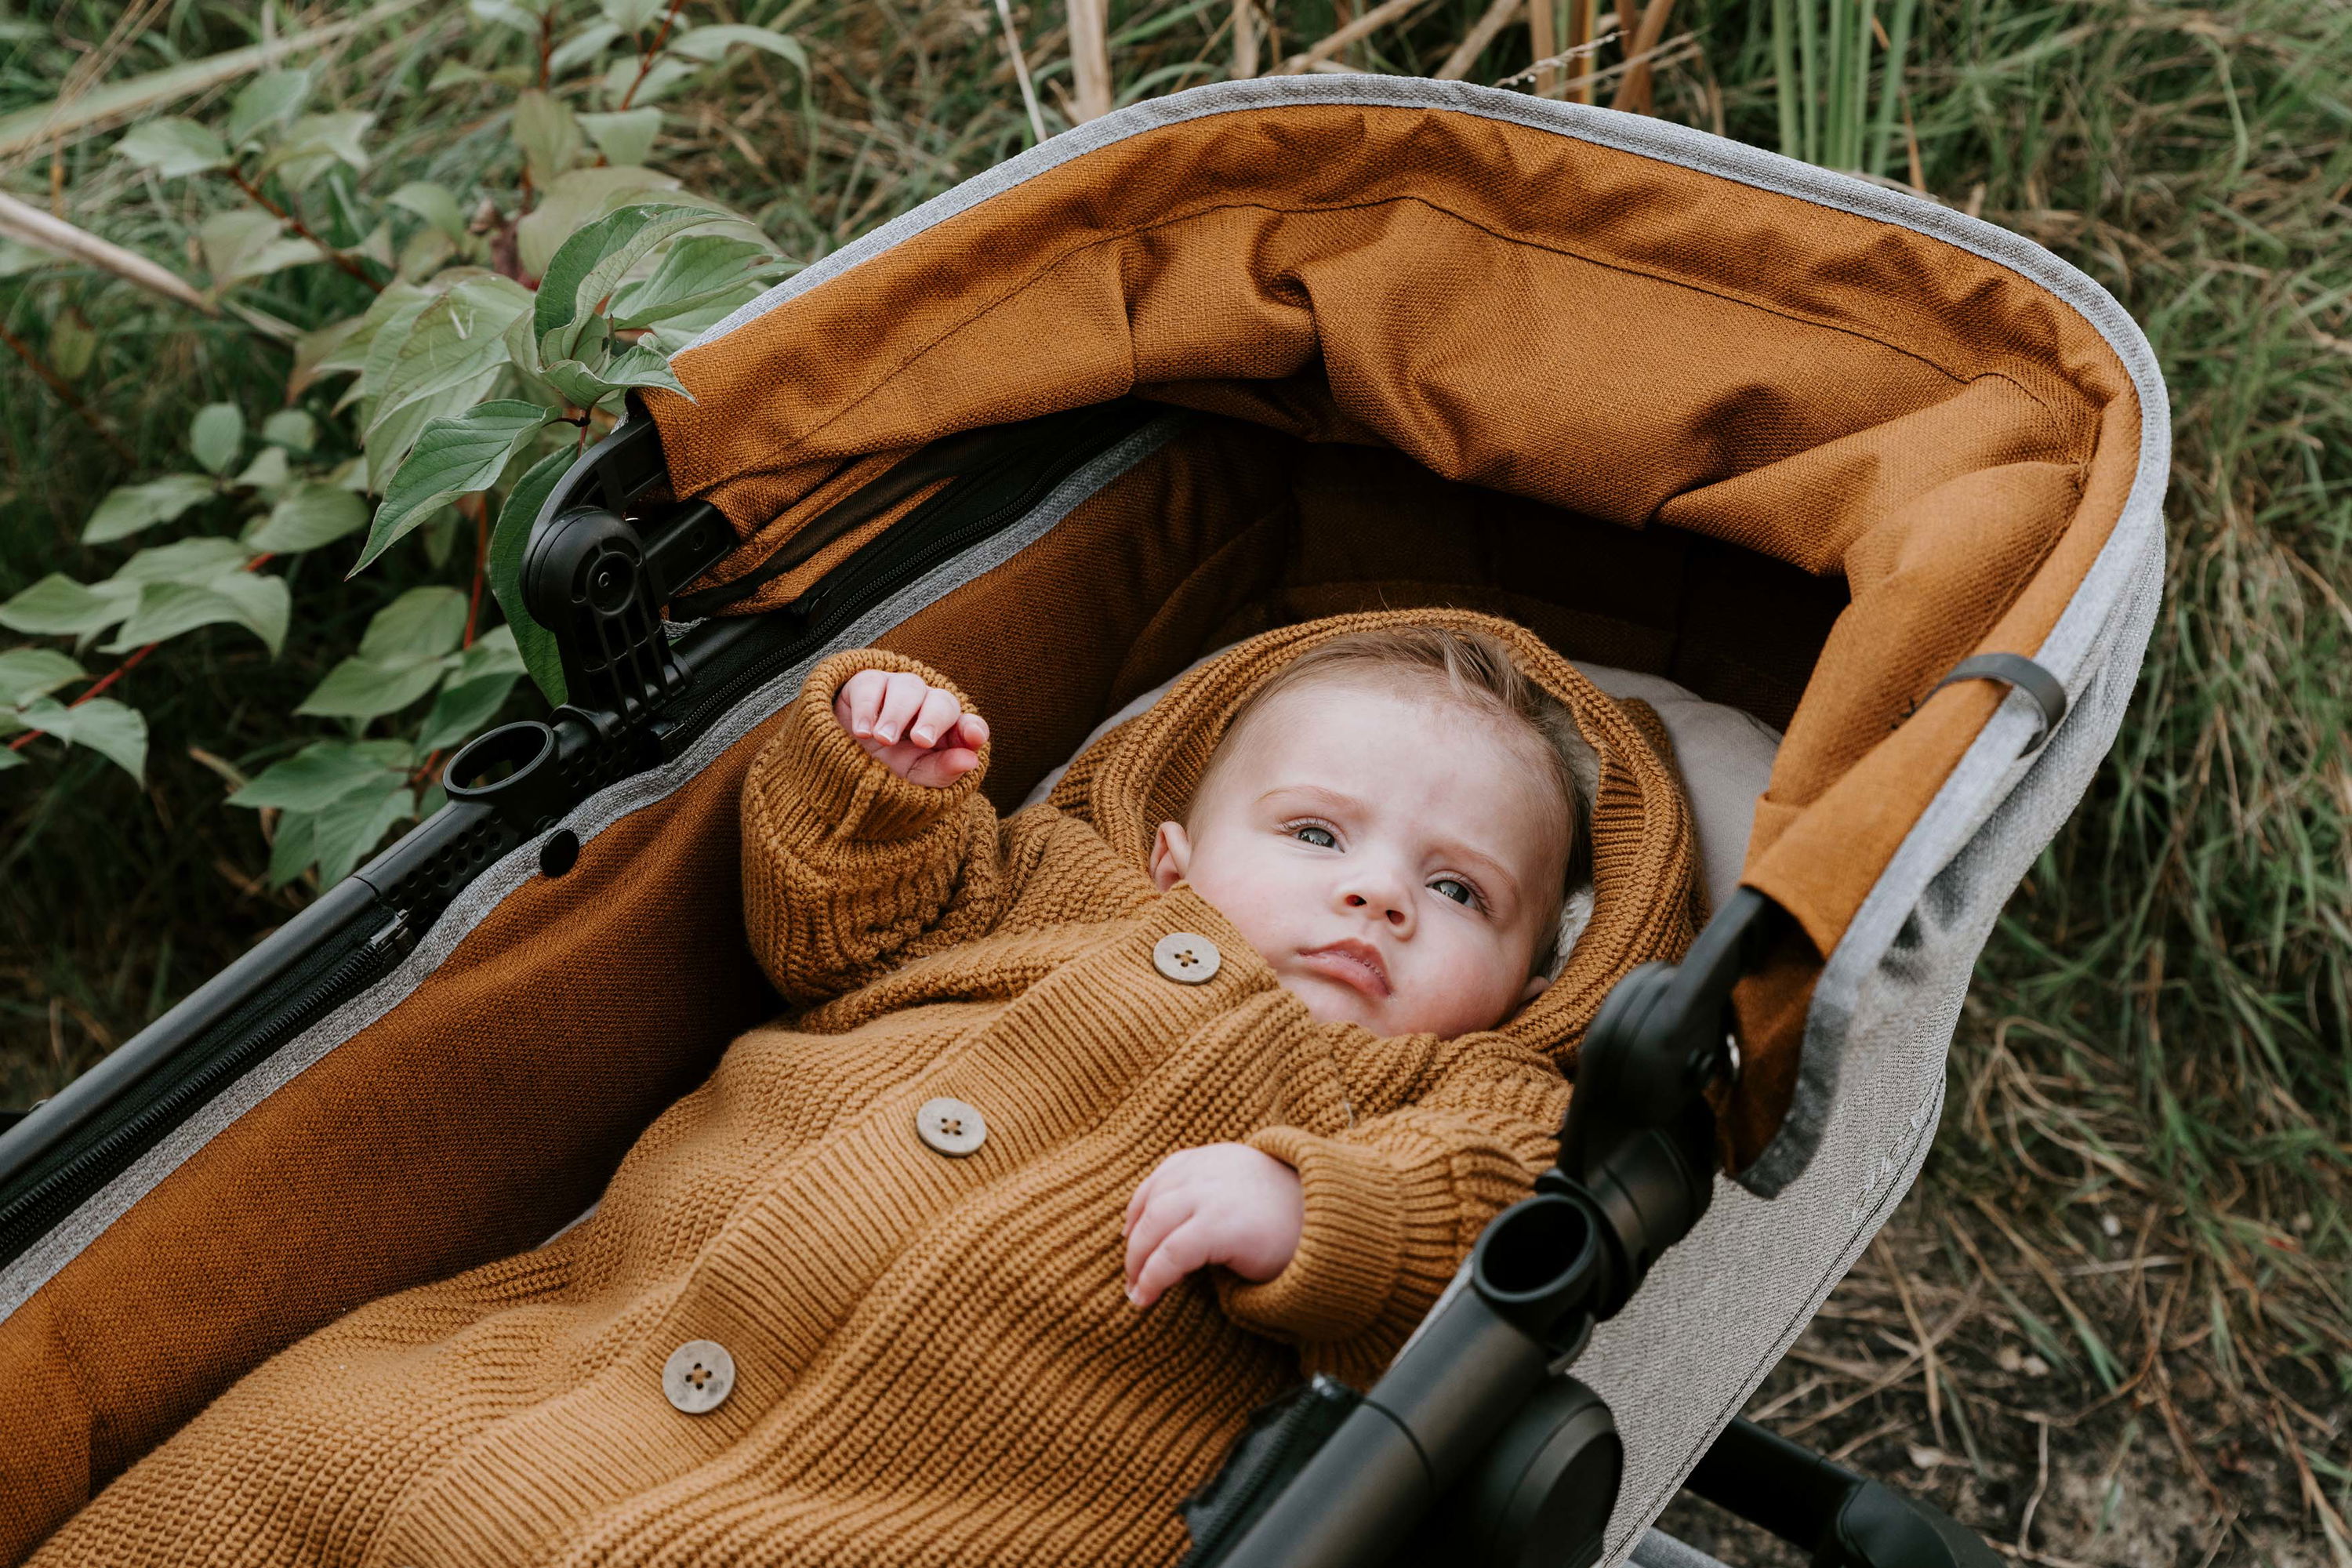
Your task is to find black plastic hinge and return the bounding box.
[521,413,734,731]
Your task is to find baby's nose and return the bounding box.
[1344,892,1409,927]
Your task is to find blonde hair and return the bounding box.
[1200,626,1596,975]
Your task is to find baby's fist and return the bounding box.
[833,667,989,789]
[1121,1144,1305,1308]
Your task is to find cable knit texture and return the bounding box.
[32,610,1697,1568]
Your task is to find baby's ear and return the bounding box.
[1149,821,1191,892]
[1517,973,1551,1005]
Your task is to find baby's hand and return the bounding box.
[1122,1144,1305,1308]
[833,667,989,789]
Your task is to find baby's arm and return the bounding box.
[1123,1033,1567,1384]
[741,650,1001,1006]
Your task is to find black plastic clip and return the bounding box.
[521,412,735,730]
[1931,652,2067,753]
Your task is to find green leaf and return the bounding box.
[418,670,521,750]
[609,234,781,328]
[114,116,229,177]
[295,653,452,719]
[579,107,662,166]
[451,622,524,682]
[601,54,695,107]
[488,446,572,705]
[234,445,292,495]
[191,403,245,475]
[262,409,318,452]
[264,110,372,188]
[469,0,555,32]
[266,805,318,885]
[0,575,141,639]
[103,572,289,657]
[48,310,96,379]
[361,586,469,662]
[355,401,557,574]
[115,535,257,583]
[601,0,666,31]
[310,775,416,884]
[669,24,807,71]
[513,89,585,191]
[550,21,623,74]
[361,276,534,471]
[17,696,147,780]
[540,342,690,408]
[0,748,24,772]
[389,180,469,240]
[226,67,312,147]
[0,648,85,706]
[244,481,368,551]
[229,739,412,810]
[513,165,681,280]
[199,209,321,289]
[534,202,720,365]
[82,473,216,544]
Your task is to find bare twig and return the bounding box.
[1565,0,1598,103]
[0,321,135,463]
[1437,0,1525,82]
[1527,0,1558,96]
[0,191,216,316]
[226,170,383,293]
[618,0,691,112]
[1231,0,1261,80]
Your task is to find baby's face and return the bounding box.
[1150,678,1566,1038]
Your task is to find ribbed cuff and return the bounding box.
[754,648,989,848]
[1217,1127,1464,1345]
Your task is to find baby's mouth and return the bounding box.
[1296,941,1392,1000]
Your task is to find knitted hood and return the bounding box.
[1045,608,1702,1064]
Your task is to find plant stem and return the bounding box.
[228,169,383,293]
[1869,0,1917,179]
[1772,0,1799,157]
[618,0,691,112]
[1795,0,1818,165]
[0,321,135,463]
[461,494,490,648]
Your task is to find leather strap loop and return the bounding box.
[1931,652,2067,753]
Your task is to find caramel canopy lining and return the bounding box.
[648,95,2143,975]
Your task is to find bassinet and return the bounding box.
[0,77,2165,1567]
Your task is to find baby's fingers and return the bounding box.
[906,687,963,750]
[872,672,930,745]
[1130,1218,1212,1308]
[833,669,892,738]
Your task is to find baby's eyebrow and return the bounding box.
[1256,783,1367,815]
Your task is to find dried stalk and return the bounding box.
[0,190,215,317]
[1067,0,1112,122]
[1265,0,1436,75]
[1609,0,1678,114]
[1437,0,1526,82]
[1232,0,1260,80]
[1566,0,1599,102]
[1528,0,1559,96]
[994,0,1050,143]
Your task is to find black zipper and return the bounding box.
[0,912,414,1264]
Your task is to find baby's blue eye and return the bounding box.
[1432,877,1476,907]
[1292,824,1338,849]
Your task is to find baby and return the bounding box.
[38,613,1690,1568]
[829,625,1592,1312]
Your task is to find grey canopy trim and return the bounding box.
[0,418,1185,1330]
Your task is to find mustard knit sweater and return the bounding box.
[33,612,1697,1568]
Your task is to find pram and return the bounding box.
[0,77,2165,1567]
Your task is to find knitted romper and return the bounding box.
[31,610,1698,1568]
